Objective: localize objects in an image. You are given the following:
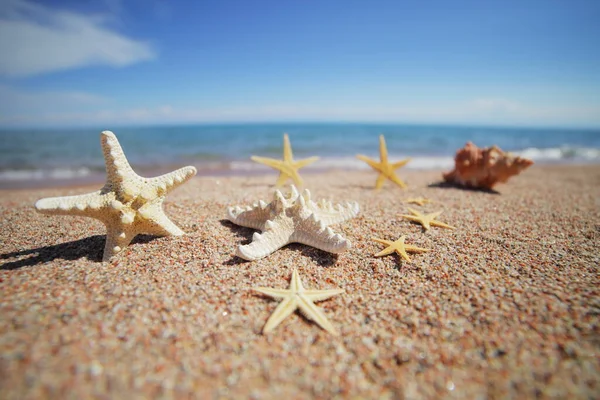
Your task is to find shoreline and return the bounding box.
[1,165,599,398]
[1,160,599,191]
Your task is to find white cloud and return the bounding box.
[0,0,155,77]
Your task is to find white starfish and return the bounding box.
[253,268,345,335]
[227,185,359,260]
[35,131,197,262]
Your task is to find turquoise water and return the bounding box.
[1,123,599,188]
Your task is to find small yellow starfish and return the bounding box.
[251,133,319,187]
[405,197,433,206]
[401,208,456,230]
[372,236,430,262]
[356,134,411,189]
[253,269,344,335]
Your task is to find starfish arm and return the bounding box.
[405,245,431,253]
[293,156,320,169]
[35,190,111,219]
[371,237,394,246]
[430,221,456,230]
[406,198,422,205]
[290,268,304,292]
[375,174,387,190]
[102,224,137,262]
[227,202,272,231]
[303,288,345,302]
[262,297,298,333]
[394,248,411,262]
[428,211,443,219]
[291,214,351,254]
[374,246,397,257]
[136,201,185,236]
[408,198,432,206]
[297,295,339,335]
[356,155,383,172]
[400,215,420,222]
[236,226,292,261]
[145,166,197,197]
[251,156,285,170]
[407,208,422,216]
[401,215,429,229]
[100,132,159,203]
[253,287,291,299]
[392,158,411,169]
[275,171,294,187]
[378,135,389,164]
[388,172,408,189]
[282,133,294,162]
[311,201,360,226]
[100,131,139,185]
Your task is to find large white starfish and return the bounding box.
[227,185,359,260]
[253,268,344,335]
[35,131,197,262]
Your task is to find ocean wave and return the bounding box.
[1,146,598,184]
[515,146,600,161]
[0,167,91,181]
[230,146,600,172]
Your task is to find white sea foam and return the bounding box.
[230,146,600,173]
[0,167,91,181]
[515,146,600,161]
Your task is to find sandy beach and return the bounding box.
[1,165,599,399]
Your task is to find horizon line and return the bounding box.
[2,120,600,132]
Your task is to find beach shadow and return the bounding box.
[386,255,430,273]
[401,220,431,234]
[220,219,259,265]
[290,244,338,267]
[391,257,410,271]
[220,219,253,244]
[223,246,338,267]
[0,234,157,270]
[428,181,500,195]
[223,256,248,266]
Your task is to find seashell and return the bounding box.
[443,142,533,190]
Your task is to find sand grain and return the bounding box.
[1,166,599,399]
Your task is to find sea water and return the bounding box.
[1,123,599,188]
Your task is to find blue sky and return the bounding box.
[0,0,599,128]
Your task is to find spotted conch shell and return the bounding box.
[443,142,533,190]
